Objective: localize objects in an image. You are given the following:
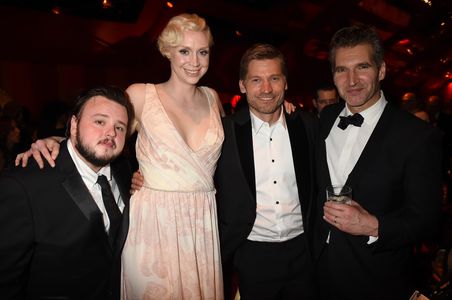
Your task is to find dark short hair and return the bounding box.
[239,43,288,80]
[315,83,337,100]
[68,86,135,137]
[329,25,384,72]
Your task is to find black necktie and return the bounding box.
[97,175,122,246]
[337,113,364,130]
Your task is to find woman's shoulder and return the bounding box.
[125,83,156,125]
[199,86,220,103]
[200,86,225,117]
[126,83,151,95]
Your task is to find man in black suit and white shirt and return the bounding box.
[314,25,443,299]
[215,44,317,299]
[0,86,134,299]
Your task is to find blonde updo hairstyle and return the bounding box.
[157,13,213,58]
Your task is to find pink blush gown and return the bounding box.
[121,84,224,300]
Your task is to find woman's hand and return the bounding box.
[15,136,64,169]
[283,100,297,114]
[130,170,145,195]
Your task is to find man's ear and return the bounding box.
[239,80,246,94]
[378,61,386,81]
[70,116,78,139]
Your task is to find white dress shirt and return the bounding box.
[67,139,124,232]
[326,92,387,243]
[247,109,304,242]
[326,92,387,186]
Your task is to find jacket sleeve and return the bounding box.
[376,127,443,251]
[0,174,35,299]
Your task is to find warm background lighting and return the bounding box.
[231,95,241,108]
[51,7,61,15]
[102,0,112,9]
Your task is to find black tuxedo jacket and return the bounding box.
[0,140,131,300]
[314,101,443,299]
[214,108,318,264]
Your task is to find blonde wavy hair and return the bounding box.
[157,13,213,58]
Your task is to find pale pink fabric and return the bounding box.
[121,84,224,300]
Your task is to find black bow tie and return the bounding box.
[337,113,364,130]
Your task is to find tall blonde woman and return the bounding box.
[121,14,224,299]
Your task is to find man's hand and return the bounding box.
[15,137,63,169]
[323,200,379,237]
[130,170,144,195]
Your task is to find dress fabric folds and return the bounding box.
[121,84,224,299]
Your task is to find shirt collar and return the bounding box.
[67,139,112,187]
[344,91,388,125]
[250,108,287,135]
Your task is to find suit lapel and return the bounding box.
[286,112,310,211]
[233,109,256,200]
[345,103,394,187]
[111,159,131,253]
[319,103,345,187]
[58,141,111,250]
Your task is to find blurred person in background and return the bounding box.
[400,92,430,122]
[312,83,339,117]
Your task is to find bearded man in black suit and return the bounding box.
[0,86,134,300]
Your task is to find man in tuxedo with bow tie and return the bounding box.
[0,86,133,299]
[314,25,443,299]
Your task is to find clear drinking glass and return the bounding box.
[326,185,352,204]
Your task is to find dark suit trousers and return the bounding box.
[233,234,316,300]
[316,245,413,300]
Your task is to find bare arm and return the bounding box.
[15,136,64,169]
[126,83,146,133]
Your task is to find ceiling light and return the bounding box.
[51,7,61,15]
[102,0,112,9]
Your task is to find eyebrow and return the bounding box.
[92,113,128,126]
[115,120,128,127]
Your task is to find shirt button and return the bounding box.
[272,159,275,163]
[273,180,277,184]
[276,201,280,204]
[270,138,273,141]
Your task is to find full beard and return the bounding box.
[75,131,119,168]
